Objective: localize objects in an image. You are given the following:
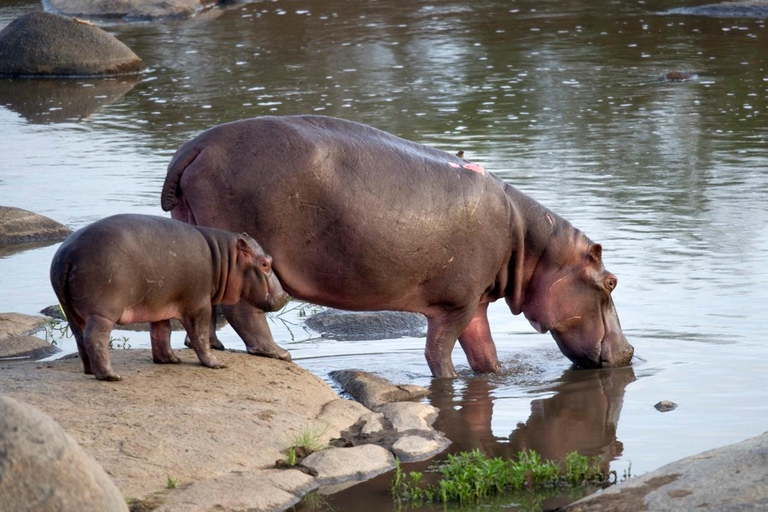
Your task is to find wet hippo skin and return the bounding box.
[161,115,634,377]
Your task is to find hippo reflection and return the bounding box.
[430,366,635,474]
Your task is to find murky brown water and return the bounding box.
[2,0,768,510]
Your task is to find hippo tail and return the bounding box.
[161,145,202,213]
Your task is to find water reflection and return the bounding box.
[432,367,635,474]
[0,76,139,124]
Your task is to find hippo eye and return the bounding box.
[606,277,617,291]
[260,260,271,273]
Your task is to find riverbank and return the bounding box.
[0,349,408,510]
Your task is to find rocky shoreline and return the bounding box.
[0,344,448,511]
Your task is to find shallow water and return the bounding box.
[1,0,768,509]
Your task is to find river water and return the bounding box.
[1,0,767,509]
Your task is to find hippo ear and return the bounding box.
[588,244,602,263]
[237,236,255,255]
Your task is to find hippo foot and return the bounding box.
[246,346,292,362]
[153,355,181,364]
[200,357,227,369]
[95,373,122,382]
[210,337,225,351]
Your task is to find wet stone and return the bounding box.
[391,434,452,463]
[0,206,70,248]
[655,400,677,412]
[376,402,438,432]
[0,313,59,360]
[330,369,430,409]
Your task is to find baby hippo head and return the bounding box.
[232,234,289,312]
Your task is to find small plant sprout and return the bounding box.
[291,423,329,453]
[166,475,177,489]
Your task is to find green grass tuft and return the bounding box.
[391,449,608,504]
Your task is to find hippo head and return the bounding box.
[519,240,634,369]
[233,235,290,312]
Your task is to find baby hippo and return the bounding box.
[50,214,289,381]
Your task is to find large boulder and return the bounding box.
[0,395,128,512]
[667,0,768,17]
[0,12,145,77]
[306,308,427,341]
[567,431,768,511]
[0,312,59,360]
[45,0,218,21]
[0,206,71,248]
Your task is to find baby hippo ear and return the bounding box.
[236,235,255,255]
[588,243,602,263]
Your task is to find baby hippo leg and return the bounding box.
[183,307,225,351]
[150,319,181,364]
[84,315,121,381]
[183,309,226,369]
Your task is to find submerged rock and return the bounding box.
[0,313,59,360]
[0,206,71,248]
[654,400,678,412]
[305,308,427,340]
[0,395,127,512]
[330,369,430,409]
[566,432,768,511]
[667,1,768,17]
[0,12,145,76]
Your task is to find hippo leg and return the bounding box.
[150,319,180,364]
[183,307,225,351]
[425,305,477,378]
[458,302,501,373]
[183,309,226,369]
[221,303,291,361]
[62,307,91,374]
[83,315,121,381]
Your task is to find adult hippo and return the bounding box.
[161,115,634,377]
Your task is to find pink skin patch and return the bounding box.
[447,162,486,175]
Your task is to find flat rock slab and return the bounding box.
[0,206,71,247]
[0,395,128,512]
[391,434,451,463]
[567,431,768,511]
[0,350,369,503]
[330,369,429,409]
[156,469,318,512]
[377,402,439,432]
[301,444,395,486]
[667,0,768,17]
[0,12,145,76]
[0,312,59,360]
[45,0,216,20]
[305,308,427,340]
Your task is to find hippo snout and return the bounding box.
[268,290,290,312]
[600,336,634,368]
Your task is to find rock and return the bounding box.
[300,444,395,486]
[0,395,128,512]
[377,402,439,432]
[0,12,145,77]
[0,312,59,360]
[0,206,71,247]
[391,434,451,463]
[0,351,352,500]
[315,399,371,443]
[156,469,318,512]
[0,76,138,124]
[665,71,695,82]
[305,308,427,340]
[667,0,768,17]
[330,369,430,409]
[655,400,677,412]
[360,412,386,435]
[566,432,768,511]
[45,0,219,20]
